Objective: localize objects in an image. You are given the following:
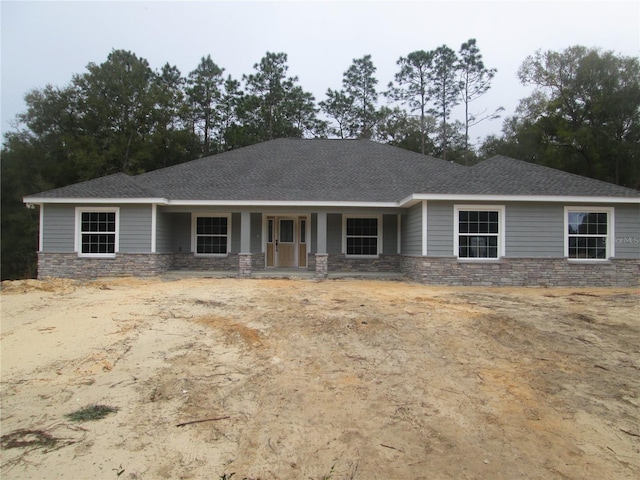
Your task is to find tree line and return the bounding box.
[2,44,639,279]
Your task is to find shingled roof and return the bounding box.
[24,139,640,203]
[29,172,162,200]
[468,156,640,197]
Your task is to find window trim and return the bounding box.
[343,215,382,258]
[192,213,231,257]
[453,205,505,260]
[564,206,614,261]
[75,207,120,258]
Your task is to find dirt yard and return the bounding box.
[1,277,638,479]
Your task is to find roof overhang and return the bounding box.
[23,197,400,208]
[24,194,640,208]
[399,193,640,207]
[23,197,169,207]
[165,199,400,208]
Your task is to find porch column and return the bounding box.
[315,212,328,279]
[239,211,251,278]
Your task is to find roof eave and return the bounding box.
[400,193,640,207]
[23,194,640,209]
[166,199,400,208]
[23,197,169,206]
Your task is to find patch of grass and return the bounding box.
[1,429,58,450]
[65,404,118,422]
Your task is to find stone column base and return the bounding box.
[315,253,328,280]
[238,253,252,278]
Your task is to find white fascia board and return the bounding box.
[166,199,400,208]
[23,197,168,205]
[23,194,640,208]
[400,193,640,206]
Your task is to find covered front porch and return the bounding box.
[155,206,404,279]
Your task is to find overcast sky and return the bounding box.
[2,0,639,144]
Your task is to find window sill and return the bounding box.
[456,258,502,263]
[345,254,380,259]
[78,254,116,259]
[194,253,229,258]
[566,258,612,264]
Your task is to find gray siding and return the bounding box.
[41,204,152,254]
[614,204,640,259]
[250,213,262,253]
[231,213,241,253]
[424,202,638,259]
[42,204,75,253]
[173,214,192,253]
[401,203,423,256]
[41,202,639,263]
[505,203,564,257]
[119,205,152,253]
[156,212,190,253]
[382,214,398,255]
[155,210,171,253]
[310,213,318,254]
[327,213,342,254]
[427,202,453,256]
[427,201,565,258]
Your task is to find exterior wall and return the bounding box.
[155,209,172,253]
[156,212,191,253]
[42,204,75,253]
[402,256,639,287]
[172,252,239,271]
[41,204,152,254]
[119,205,152,253]
[251,253,266,270]
[38,202,639,285]
[327,213,342,253]
[231,212,241,252]
[401,203,422,256]
[505,203,564,257]
[614,204,640,258]
[38,250,638,286]
[159,211,269,254]
[382,214,398,255]
[37,252,173,279]
[37,252,267,279]
[310,213,318,254]
[426,202,452,256]
[250,213,262,253]
[307,253,316,271]
[426,201,639,259]
[328,254,401,273]
[172,252,267,271]
[426,200,567,257]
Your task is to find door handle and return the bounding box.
[275,239,279,252]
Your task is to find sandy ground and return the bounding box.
[1,277,639,480]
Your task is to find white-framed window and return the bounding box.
[454,205,505,260]
[192,214,230,255]
[75,207,119,257]
[565,207,614,260]
[344,216,381,257]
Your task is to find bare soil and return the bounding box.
[1,277,639,479]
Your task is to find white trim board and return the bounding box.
[25,194,640,208]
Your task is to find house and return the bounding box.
[23,138,640,286]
